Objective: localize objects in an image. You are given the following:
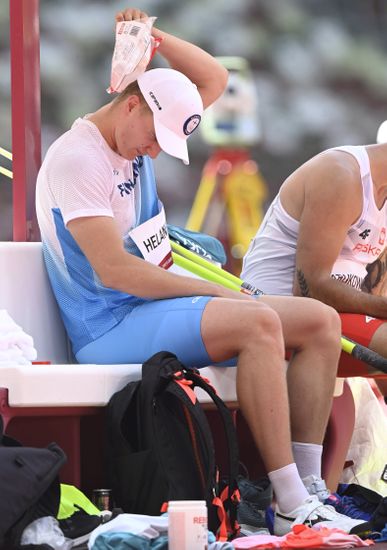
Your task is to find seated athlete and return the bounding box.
[242,143,387,399]
[36,7,365,535]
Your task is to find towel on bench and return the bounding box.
[0,309,37,366]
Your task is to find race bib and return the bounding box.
[129,207,172,269]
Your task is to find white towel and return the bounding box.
[0,310,38,365]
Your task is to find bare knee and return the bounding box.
[317,303,341,341]
[240,303,284,351]
[299,301,341,366]
[202,299,285,362]
[301,299,340,340]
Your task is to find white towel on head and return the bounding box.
[0,309,38,365]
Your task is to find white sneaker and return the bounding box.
[274,495,367,536]
[302,474,330,502]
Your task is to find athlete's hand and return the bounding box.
[216,285,256,302]
[115,7,149,23]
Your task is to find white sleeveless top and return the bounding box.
[241,146,387,295]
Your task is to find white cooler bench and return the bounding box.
[0,242,354,492]
[0,242,240,490]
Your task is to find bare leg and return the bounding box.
[201,298,293,472]
[258,296,341,444]
[368,323,387,396]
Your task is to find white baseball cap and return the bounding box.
[137,68,203,164]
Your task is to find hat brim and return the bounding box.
[154,118,189,165]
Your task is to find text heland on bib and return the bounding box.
[129,207,172,269]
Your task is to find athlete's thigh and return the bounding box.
[368,324,387,393]
[200,296,280,363]
[368,321,387,357]
[339,313,386,377]
[76,296,214,367]
[258,294,334,348]
[340,312,385,351]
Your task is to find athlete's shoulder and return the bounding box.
[52,119,102,154]
[285,148,360,198]
[313,147,361,179]
[44,119,111,174]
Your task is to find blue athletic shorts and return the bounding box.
[76,295,217,367]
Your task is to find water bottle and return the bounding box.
[168,500,208,550]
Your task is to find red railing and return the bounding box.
[10,0,41,241]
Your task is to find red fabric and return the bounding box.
[282,524,324,548]
[338,313,385,378]
[232,525,374,549]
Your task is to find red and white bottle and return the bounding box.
[168,500,208,550]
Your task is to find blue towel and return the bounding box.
[168,224,227,265]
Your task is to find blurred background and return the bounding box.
[1,0,387,245]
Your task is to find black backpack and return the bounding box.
[0,416,67,549]
[106,351,240,540]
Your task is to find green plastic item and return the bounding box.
[58,483,100,519]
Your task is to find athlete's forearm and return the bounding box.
[102,253,252,302]
[294,269,387,319]
[151,27,228,108]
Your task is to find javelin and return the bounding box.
[170,241,387,375]
[0,147,12,160]
[0,147,13,179]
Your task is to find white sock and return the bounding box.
[268,463,310,513]
[291,441,323,480]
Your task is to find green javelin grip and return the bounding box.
[170,238,387,374]
[170,240,262,295]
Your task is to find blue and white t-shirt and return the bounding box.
[36,118,160,354]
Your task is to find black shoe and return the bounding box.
[238,475,272,509]
[237,475,272,535]
[237,499,269,534]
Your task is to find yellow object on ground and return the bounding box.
[58,483,100,519]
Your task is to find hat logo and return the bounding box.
[149,91,162,111]
[183,114,201,136]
